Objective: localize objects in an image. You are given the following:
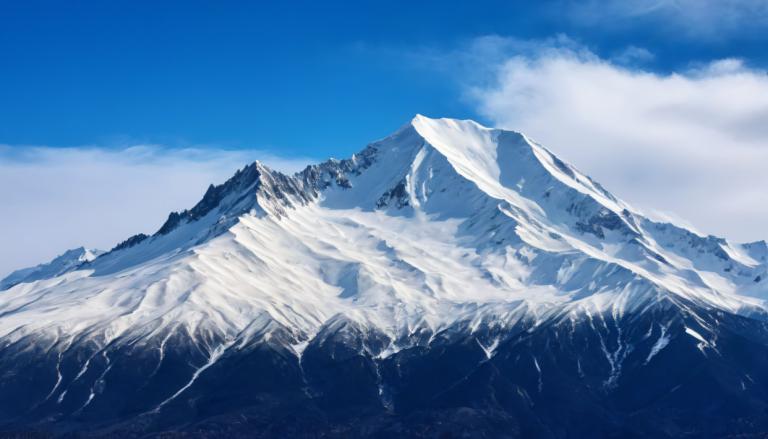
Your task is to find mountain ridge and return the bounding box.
[3,115,766,341]
[0,247,103,291]
[1,115,767,437]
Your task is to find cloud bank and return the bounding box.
[463,37,768,242]
[0,146,311,277]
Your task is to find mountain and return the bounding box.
[1,115,768,438]
[0,247,104,291]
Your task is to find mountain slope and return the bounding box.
[1,116,767,437]
[0,247,103,291]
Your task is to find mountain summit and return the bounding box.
[2,116,768,437]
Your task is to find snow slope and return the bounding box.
[1,115,766,356]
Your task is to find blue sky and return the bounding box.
[3,0,767,154]
[2,0,768,276]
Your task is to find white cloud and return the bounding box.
[466,39,768,242]
[0,145,312,277]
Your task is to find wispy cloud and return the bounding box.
[455,36,768,242]
[559,0,768,39]
[0,145,312,277]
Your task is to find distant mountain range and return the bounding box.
[1,115,767,438]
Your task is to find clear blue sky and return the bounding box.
[2,0,766,156]
[3,0,768,276]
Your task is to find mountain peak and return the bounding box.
[8,115,767,320]
[410,113,490,129]
[3,115,768,437]
[85,116,644,274]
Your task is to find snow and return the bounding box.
[0,247,103,291]
[533,356,543,393]
[43,351,65,402]
[0,115,766,359]
[477,337,501,360]
[644,325,670,364]
[685,327,707,343]
[78,351,112,412]
[684,326,717,354]
[152,338,236,413]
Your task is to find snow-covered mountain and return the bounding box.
[2,116,768,437]
[0,247,103,291]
